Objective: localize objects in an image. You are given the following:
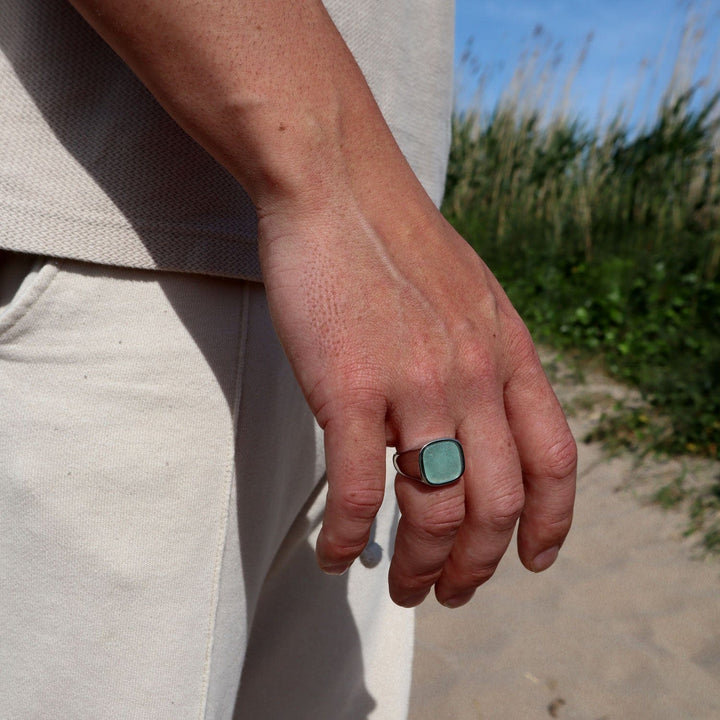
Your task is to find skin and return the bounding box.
[67,0,577,608]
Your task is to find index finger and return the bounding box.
[315,401,388,574]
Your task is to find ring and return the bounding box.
[393,438,465,487]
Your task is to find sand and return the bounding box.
[409,362,720,720]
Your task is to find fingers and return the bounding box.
[389,395,523,608]
[315,400,388,574]
[389,335,575,609]
[316,323,575,607]
[503,339,577,572]
[385,407,464,604]
[389,470,466,607]
[433,409,524,608]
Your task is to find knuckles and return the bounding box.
[403,355,452,407]
[456,561,499,588]
[502,314,541,372]
[335,485,386,521]
[536,511,574,544]
[482,485,525,534]
[402,491,466,542]
[313,376,388,429]
[542,430,579,483]
[455,335,498,388]
[317,311,515,417]
[402,331,502,407]
[319,486,386,566]
[439,553,501,592]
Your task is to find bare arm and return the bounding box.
[68,0,577,607]
[66,0,403,215]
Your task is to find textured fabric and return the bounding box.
[0,0,454,280]
[0,256,414,719]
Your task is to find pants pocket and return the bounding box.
[0,250,58,339]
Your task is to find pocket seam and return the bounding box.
[0,259,63,343]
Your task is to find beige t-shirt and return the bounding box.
[0,0,453,280]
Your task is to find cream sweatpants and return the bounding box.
[0,254,413,720]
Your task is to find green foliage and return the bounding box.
[653,476,688,510]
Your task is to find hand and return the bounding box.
[258,171,577,608]
[67,0,576,608]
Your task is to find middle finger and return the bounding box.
[434,407,524,607]
[388,433,467,607]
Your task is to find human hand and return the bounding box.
[258,172,577,609]
[66,0,576,607]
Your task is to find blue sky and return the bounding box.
[454,0,720,127]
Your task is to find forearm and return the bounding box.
[66,0,414,216]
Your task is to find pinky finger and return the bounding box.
[504,352,577,571]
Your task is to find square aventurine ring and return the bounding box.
[392,438,465,487]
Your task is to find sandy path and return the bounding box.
[409,364,720,720]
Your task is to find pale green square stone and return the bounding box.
[419,439,464,486]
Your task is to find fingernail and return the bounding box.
[395,590,430,608]
[440,590,475,609]
[531,546,560,572]
[320,561,352,576]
